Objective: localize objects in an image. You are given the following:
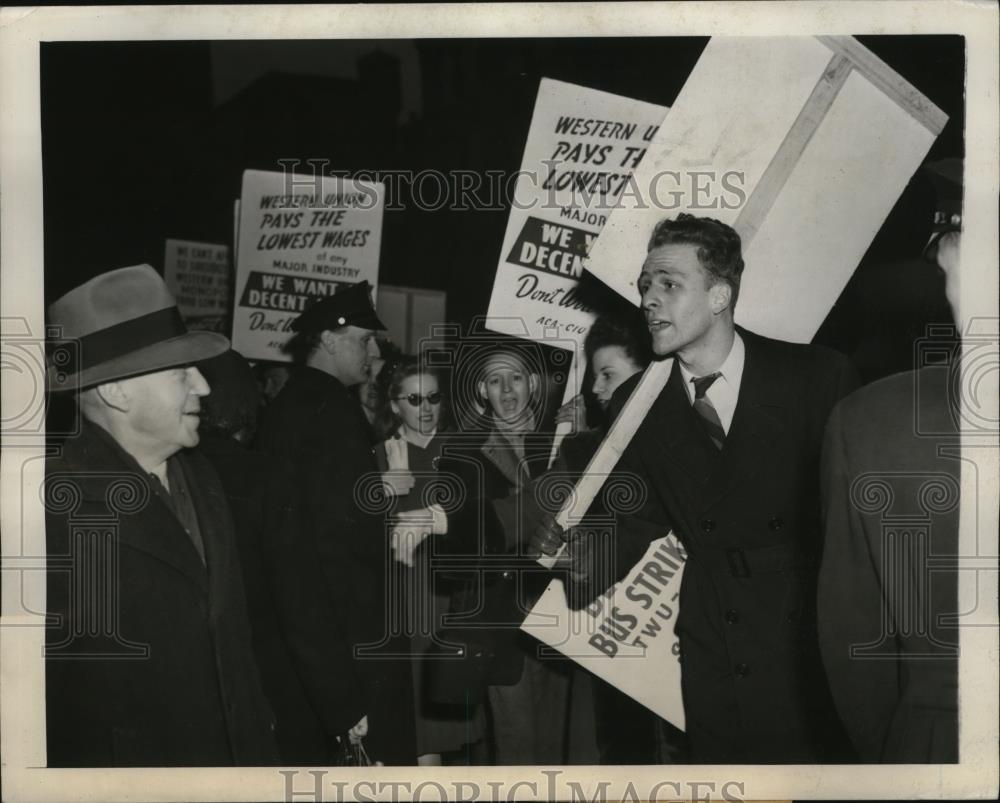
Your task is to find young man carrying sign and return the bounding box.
[533,214,858,763]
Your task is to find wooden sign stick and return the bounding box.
[537,357,673,569]
[546,352,581,470]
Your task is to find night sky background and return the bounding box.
[40,35,964,384]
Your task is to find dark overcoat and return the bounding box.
[818,364,959,762]
[199,432,333,764]
[604,329,858,762]
[45,421,278,767]
[425,428,557,702]
[256,366,416,765]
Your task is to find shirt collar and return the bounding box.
[397,425,436,448]
[678,331,745,400]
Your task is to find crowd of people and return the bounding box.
[43,213,961,768]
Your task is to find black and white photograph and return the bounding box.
[1,3,997,802]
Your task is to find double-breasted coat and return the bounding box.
[256,366,416,765]
[45,421,278,767]
[603,329,858,762]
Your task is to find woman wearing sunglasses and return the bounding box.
[374,360,486,766]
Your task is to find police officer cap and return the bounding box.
[290,280,387,333]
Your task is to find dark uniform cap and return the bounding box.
[290,280,387,333]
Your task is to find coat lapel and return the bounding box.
[646,361,720,494]
[176,450,234,608]
[700,332,788,511]
[480,431,526,490]
[62,423,209,593]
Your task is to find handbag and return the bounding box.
[423,573,526,705]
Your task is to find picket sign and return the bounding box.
[523,35,946,729]
[231,170,385,362]
[163,239,229,332]
[527,532,688,728]
[486,78,668,348]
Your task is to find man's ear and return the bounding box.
[528,373,540,397]
[476,380,488,403]
[710,282,732,315]
[94,380,130,413]
[319,329,338,354]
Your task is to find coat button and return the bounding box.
[724,608,739,625]
[768,516,784,532]
[700,518,716,533]
[502,571,512,579]
[734,662,749,678]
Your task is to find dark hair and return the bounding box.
[374,359,449,441]
[584,310,653,373]
[647,213,745,308]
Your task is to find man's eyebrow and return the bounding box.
[644,264,685,278]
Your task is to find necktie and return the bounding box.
[149,471,206,565]
[691,372,726,450]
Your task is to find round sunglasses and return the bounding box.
[393,392,444,407]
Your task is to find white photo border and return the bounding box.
[1,3,997,801]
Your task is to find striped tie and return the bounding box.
[691,372,726,450]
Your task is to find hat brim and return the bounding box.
[359,312,388,331]
[48,330,230,392]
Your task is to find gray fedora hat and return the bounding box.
[47,264,230,392]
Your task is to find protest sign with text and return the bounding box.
[163,239,230,332]
[486,78,667,348]
[232,169,384,361]
[525,533,687,729]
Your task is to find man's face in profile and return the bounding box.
[329,326,381,387]
[119,366,210,454]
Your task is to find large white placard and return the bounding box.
[584,36,946,344]
[232,169,385,361]
[486,78,667,348]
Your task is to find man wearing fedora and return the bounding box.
[45,265,278,767]
[256,280,417,765]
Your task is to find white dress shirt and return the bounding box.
[678,332,746,434]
